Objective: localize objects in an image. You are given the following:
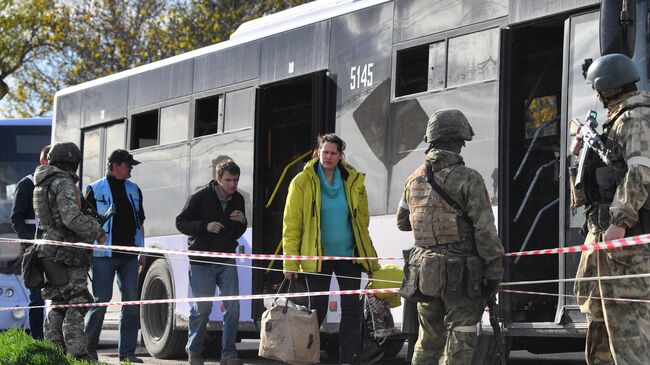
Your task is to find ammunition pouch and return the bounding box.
[399,248,434,302]
[21,248,45,290]
[400,246,484,301]
[419,252,446,297]
[445,255,483,298]
[38,257,69,287]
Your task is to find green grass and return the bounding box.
[0,328,93,365]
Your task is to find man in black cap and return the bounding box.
[84,149,146,363]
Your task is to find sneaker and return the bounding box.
[221,357,244,365]
[119,354,144,363]
[188,352,205,365]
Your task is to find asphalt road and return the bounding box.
[97,330,587,365]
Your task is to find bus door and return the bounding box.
[500,17,565,334]
[501,8,604,351]
[558,10,607,326]
[252,71,335,319]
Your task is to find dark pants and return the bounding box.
[28,288,44,339]
[306,260,362,363]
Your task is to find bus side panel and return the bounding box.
[54,92,82,144]
[393,0,508,43]
[329,2,394,216]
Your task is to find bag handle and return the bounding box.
[276,278,312,311]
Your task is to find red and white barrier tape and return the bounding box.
[505,233,650,257]
[2,232,650,264]
[501,288,650,304]
[0,238,403,261]
[0,287,400,312]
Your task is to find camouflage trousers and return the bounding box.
[412,292,483,364]
[574,230,650,365]
[42,264,91,358]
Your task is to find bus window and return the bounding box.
[224,88,254,132]
[82,128,103,191]
[447,28,499,88]
[428,41,447,91]
[194,94,223,137]
[160,102,190,145]
[131,110,159,149]
[395,44,429,97]
[105,122,126,154]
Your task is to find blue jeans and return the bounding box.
[85,256,140,357]
[28,288,44,339]
[186,261,240,358]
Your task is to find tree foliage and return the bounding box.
[0,0,311,117]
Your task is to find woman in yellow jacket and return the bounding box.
[283,133,381,364]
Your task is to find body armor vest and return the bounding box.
[34,180,78,242]
[407,165,474,247]
[583,98,650,235]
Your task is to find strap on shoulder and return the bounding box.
[425,161,473,226]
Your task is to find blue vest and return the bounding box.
[88,177,144,257]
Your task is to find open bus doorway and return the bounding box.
[252,71,335,320]
[500,18,565,344]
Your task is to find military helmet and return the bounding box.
[424,109,474,143]
[47,142,82,166]
[586,53,640,92]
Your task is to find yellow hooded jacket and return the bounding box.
[282,157,381,273]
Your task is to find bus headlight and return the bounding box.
[12,308,26,320]
[5,289,13,297]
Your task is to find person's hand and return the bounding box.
[604,224,626,242]
[570,132,583,156]
[206,221,225,234]
[284,272,299,280]
[230,210,246,224]
[138,255,146,274]
[483,279,501,297]
[97,233,107,244]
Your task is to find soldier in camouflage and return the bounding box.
[571,54,650,364]
[397,109,504,364]
[32,142,106,361]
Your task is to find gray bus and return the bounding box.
[51,0,644,361]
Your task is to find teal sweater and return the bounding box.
[317,163,354,257]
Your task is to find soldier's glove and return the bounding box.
[483,279,501,297]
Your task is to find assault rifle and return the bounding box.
[486,294,507,365]
[81,197,115,226]
[571,110,611,188]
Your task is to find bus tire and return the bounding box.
[140,259,187,359]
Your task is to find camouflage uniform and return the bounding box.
[574,91,650,365]
[397,149,503,364]
[33,162,104,359]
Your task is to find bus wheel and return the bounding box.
[140,259,187,359]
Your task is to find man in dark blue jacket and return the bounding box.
[10,144,50,339]
[176,160,246,365]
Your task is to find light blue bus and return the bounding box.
[0,118,52,331]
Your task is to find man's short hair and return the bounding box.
[216,160,240,178]
[40,145,51,161]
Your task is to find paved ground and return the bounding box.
[97,330,587,364]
